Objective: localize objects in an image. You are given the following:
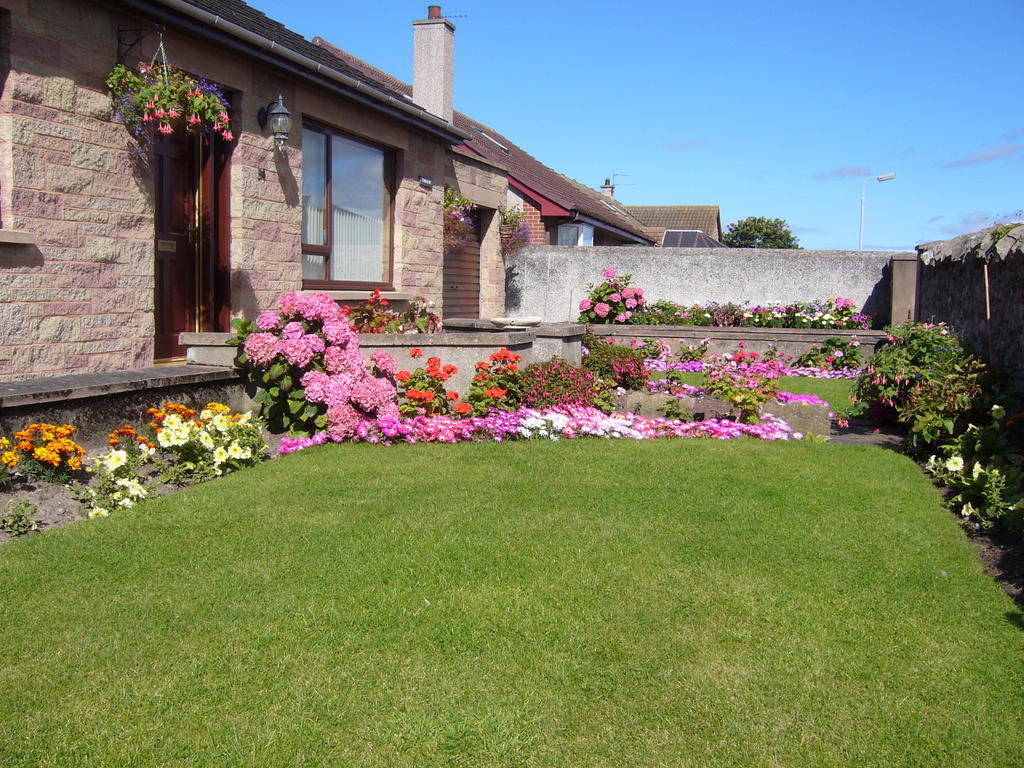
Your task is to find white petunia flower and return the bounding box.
[104,450,128,471]
[945,456,964,472]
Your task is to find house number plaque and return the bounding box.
[157,240,177,252]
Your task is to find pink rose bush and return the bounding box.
[577,270,646,324]
[233,291,398,437]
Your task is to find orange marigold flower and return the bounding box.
[1,451,18,468]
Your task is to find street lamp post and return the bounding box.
[859,172,896,250]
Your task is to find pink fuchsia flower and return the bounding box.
[594,302,610,318]
[243,332,280,366]
[255,310,281,330]
[609,293,622,302]
[282,321,304,340]
[602,268,617,279]
[579,298,593,311]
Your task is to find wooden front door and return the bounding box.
[152,130,231,360]
[443,209,481,319]
[153,132,200,360]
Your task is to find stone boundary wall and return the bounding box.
[505,246,899,324]
[916,233,1024,387]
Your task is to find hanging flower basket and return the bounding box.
[443,187,477,252]
[106,62,234,147]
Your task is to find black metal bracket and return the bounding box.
[116,25,164,65]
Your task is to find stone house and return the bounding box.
[0,0,507,381]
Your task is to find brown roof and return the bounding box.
[175,0,413,103]
[626,206,722,240]
[312,37,651,243]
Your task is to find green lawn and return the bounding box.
[1,440,1022,767]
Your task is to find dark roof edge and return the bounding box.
[121,0,469,143]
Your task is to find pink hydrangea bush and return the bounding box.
[577,269,646,324]
[233,292,399,437]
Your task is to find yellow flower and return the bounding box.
[88,508,110,519]
[213,447,229,464]
[1,451,17,468]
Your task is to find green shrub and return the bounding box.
[926,405,1024,533]
[796,337,863,370]
[853,323,988,449]
[582,332,650,390]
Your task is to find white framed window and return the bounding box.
[557,223,594,246]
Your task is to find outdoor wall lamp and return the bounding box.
[258,94,292,151]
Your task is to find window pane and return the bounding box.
[302,252,327,280]
[579,224,594,246]
[331,134,385,283]
[557,224,579,246]
[301,128,328,247]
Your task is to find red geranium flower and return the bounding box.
[409,348,423,358]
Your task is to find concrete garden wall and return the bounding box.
[504,246,899,324]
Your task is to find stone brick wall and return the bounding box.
[917,250,1024,388]
[0,0,156,380]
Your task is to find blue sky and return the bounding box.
[247,0,1022,251]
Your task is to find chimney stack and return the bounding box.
[600,177,615,199]
[413,5,455,124]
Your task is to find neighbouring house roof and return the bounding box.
[660,230,726,248]
[626,205,722,242]
[312,36,652,244]
[119,0,466,141]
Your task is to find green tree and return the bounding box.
[721,217,801,249]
